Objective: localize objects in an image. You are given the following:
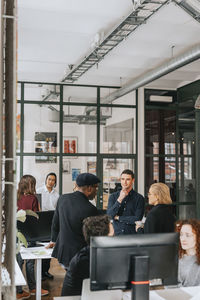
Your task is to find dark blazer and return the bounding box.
[51,191,98,267]
[107,189,145,235]
[61,246,89,296]
[138,204,175,234]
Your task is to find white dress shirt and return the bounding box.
[37,185,59,211]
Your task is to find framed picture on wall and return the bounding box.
[63,137,78,154]
[87,162,96,175]
[72,168,81,181]
[105,159,117,169]
[35,132,57,163]
[63,159,71,174]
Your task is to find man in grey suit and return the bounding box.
[50,173,100,269]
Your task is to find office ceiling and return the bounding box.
[18,0,200,90]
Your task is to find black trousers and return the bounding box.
[16,253,36,292]
[42,258,51,275]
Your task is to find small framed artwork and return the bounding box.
[35,132,57,163]
[63,137,78,154]
[105,159,117,169]
[72,168,81,181]
[87,162,96,175]
[63,159,71,174]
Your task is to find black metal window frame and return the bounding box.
[17,81,138,208]
[144,88,196,218]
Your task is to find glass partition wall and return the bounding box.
[17,82,137,209]
[145,88,196,219]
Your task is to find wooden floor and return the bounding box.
[23,258,66,300]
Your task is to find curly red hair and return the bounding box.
[175,219,200,265]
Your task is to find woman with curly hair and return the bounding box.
[175,219,200,287]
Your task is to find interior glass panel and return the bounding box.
[102,158,135,210]
[100,107,136,154]
[63,86,97,103]
[63,105,97,154]
[24,83,60,102]
[24,104,60,153]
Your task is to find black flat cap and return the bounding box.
[76,173,101,187]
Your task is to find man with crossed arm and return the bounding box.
[107,169,144,235]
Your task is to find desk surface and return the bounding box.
[20,243,53,260]
[123,286,200,300]
[1,259,26,287]
[54,297,80,300]
[54,286,200,300]
[20,243,53,300]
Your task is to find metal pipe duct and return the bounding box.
[104,43,200,103]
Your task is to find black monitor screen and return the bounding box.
[35,193,41,209]
[90,233,179,291]
[17,210,54,244]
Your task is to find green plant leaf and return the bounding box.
[16,209,26,222]
[16,240,21,254]
[17,231,28,248]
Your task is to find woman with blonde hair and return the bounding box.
[136,182,175,233]
[175,219,200,286]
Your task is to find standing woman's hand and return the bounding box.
[135,221,144,232]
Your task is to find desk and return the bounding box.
[54,297,80,300]
[123,286,200,300]
[54,284,200,300]
[54,278,123,300]
[1,259,26,287]
[20,244,52,300]
[15,259,27,286]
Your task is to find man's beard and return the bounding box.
[88,192,96,200]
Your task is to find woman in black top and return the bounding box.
[136,182,175,234]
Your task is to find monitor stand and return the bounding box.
[130,255,150,300]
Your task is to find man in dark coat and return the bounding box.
[49,173,100,268]
[107,169,144,235]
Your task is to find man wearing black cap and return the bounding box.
[50,173,101,269]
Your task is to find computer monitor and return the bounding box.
[90,233,179,300]
[35,193,42,209]
[17,210,55,246]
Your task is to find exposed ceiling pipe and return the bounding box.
[103,43,200,103]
